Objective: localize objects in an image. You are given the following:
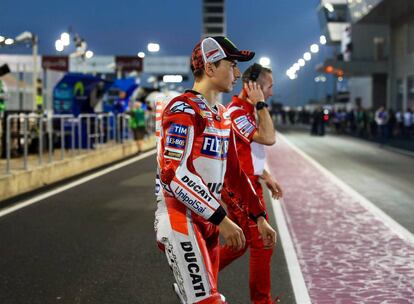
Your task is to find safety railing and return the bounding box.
[3,112,135,174]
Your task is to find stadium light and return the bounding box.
[147,43,160,53]
[324,3,334,12]
[310,44,320,53]
[55,39,64,52]
[61,32,70,46]
[259,57,271,67]
[85,50,94,59]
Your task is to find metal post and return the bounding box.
[94,115,98,148]
[23,115,28,170]
[38,114,43,165]
[47,116,53,163]
[19,64,24,111]
[6,116,11,174]
[78,116,82,154]
[71,118,75,155]
[111,114,115,142]
[100,115,104,146]
[32,35,39,111]
[60,117,65,160]
[124,114,131,140]
[116,114,121,143]
[107,114,111,142]
[87,116,91,150]
[6,114,18,174]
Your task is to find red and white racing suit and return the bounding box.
[219,96,273,304]
[154,91,265,304]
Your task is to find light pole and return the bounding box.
[146,43,161,89]
[14,31,39,111]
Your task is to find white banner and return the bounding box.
[69,56,115,73]
[143,56,190,74]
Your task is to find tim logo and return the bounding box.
[168,124,188,136]
[201,136,229,159]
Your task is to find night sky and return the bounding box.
[0,0,327,106]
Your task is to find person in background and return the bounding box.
[129,100,146,153]
[220,63,283,304]
[403,108,413,139]
[396,109,403,138]
[375,106,389,145]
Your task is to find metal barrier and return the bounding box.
[97,113,115,147]
[53,114,76,160]
[3,112,135,174]
[116,113,132,143]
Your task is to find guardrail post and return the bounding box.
[23,115,28,170]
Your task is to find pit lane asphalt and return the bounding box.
[0,152,295,304]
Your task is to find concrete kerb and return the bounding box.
[0,136,156,202]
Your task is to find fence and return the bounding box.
[1,112,134,174]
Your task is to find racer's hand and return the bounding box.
[218,216,246,251]
[264,174,283,200]
[244,81,265,105]
[257,217,277,249]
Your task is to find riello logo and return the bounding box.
[181,242,206,297]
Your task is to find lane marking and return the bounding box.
[0,149,157,218]
[279,133,414,245]
[264,161,311,304]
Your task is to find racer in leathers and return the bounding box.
[154,37,277,304]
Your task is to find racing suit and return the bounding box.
[219,95,273,304]
[154,91,266,304]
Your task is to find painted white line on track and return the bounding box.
[0,149,157,218]
[266,188,312,304]
[279,133,414,245]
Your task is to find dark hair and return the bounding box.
[192,60,222,81]
[242,63,272,83]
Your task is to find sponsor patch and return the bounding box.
[200,111,212,118]
[181,175,213,203]
[222,111,231,119]
[197,103,207,110]
[234,115,255,137]
[180,241,207,297]
[204,126,230,136]
[168,124,188,136]
[201,135,229,159]
[205,49,220,60]
[170,102,195,115]
[166,135,186,149]
[207,182,223,196]
[164,148,183,160]
[174,187,207,214]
